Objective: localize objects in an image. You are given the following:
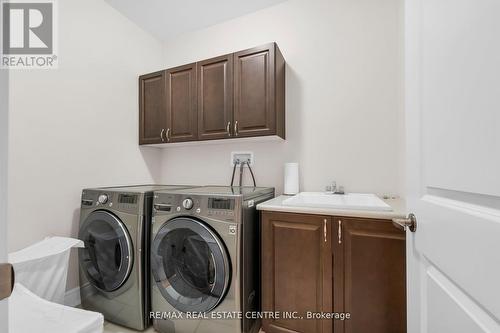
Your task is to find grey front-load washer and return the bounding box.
[78,185,194,331]
[151,186,275,333]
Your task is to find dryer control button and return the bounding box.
[229,225,237,235]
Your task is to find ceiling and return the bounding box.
[105,0,288,42]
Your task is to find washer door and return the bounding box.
[79,210,133,292]
[151,217,230,313]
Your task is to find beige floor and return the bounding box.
[103,321,156,333]
[103,321,264,333]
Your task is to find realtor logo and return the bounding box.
[1,0,58,68]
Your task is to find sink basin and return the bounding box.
[282,192,392,211]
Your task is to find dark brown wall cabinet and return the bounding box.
[234,44,285,138]
[139,70,167,145]
[139,43,285,145]
[262,212,406,333]
[198,54,233,140]
[166,63,198,142]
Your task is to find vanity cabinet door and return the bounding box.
[333,217,406,333]
[262,212,332,333]
[139,70,167,145]
[197,54,233,140]
[165,63,198,142]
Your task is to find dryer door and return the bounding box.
[151,217,230,313]
[79,210,133,292]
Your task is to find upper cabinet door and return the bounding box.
[165,63,198,143]
[234,43,285,138]
[197,54,234,140]
[139,71,167,145]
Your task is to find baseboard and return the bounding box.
[64,286,81,307]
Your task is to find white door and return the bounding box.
[405,0,500,332]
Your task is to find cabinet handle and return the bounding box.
[226,122,232,137]
[166,128,171,142]
[338,220,342,244]
[323,219,327,243]
[160,129,165,142]
[234,121,239,136]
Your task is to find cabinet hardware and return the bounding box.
[234,121,239,136]
[392,213,417,232]
[338,220,342,244]
[166,128,171,142]
[226,122,232,136]
[323,219,327,243]
[160,128,165,142]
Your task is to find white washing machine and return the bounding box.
[78,185,194,331]
[150,186,274,333]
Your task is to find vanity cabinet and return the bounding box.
[262,212,332,333]
[138,43,285,145]
[261,212,406,333]
[334,217,406,333]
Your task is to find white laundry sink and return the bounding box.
[282,192,393,211]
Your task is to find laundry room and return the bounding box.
[1,0,499,333]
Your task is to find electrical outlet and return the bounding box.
[231,152,254,166]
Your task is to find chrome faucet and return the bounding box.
[325,181,345,195]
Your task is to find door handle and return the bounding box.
[0,263,14,300]
[166,128,171,142]
[234,121,239,136]
[160,128,165,142]
[154,203,172,212]
[226,122,232,137]
[392,213,417,232]
[338,220,342,244]
[323,219,327,243]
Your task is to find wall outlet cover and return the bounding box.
[231,152,254,166]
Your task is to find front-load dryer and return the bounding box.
[150,186,274,333]
[78,185,193,331]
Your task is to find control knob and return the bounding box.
[182,198,194,210]
[98,194,108,204]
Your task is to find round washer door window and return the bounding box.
[151,217,230,313]
[79,210,133,292]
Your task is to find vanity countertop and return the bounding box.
[257,195,407,220]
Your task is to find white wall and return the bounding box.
[7,0,165,290]
[160,0,405,196]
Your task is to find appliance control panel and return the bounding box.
[207,197,235,219]
[153,194,236,221]
[81,190,140,214]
